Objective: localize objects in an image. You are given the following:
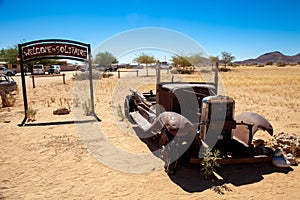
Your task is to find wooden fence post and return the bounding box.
[32,75,35,88]
[63,73,66,84]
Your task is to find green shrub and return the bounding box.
[73,71,103,80]
[26,107,37,122]
[265,61,273,65]
[218,67,231,72]
[200,69,212,73]
[2,92,16,107]
[102,72,114,78]
[276,62,286,67]
[171,67,195,74]
[82,99,93,116]
[177,69,193,74]
[201,148,220,179]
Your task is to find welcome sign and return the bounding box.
[18,39,99,126]
[22,42,88,61]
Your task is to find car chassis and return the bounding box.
[124,65,276,174]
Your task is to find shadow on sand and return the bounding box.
[133,127,294,193]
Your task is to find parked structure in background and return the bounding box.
[32,64,45,75]
[0,65,17,76]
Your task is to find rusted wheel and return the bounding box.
[124,95,135,123]
[159,127,178,175]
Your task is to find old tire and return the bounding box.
[124,95,135,123]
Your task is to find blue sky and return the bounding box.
[1,0,299,62]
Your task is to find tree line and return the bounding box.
[0,45,235,69]
[92,51,235,69]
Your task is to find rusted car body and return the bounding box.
[0,74,18,107]
[124,66,274,174]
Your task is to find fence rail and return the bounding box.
[30,73,66,88]
[116,70,139,78]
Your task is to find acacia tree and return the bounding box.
[171,53,203,68]
[0,45,18,65]
[209,56,219,70]
[93,51,118,65]
[133,53,156,76]
[220,51,235,68]
[171,55,191,68]
[188,53,202,67]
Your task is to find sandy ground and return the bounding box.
[0,66,299,199]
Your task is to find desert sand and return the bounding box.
[0,66,299,199]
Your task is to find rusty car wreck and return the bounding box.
[124,65,289,174]
[0,74,18,107]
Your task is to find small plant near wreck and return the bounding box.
[50,96,56,103]
[73,96,80,108]
[26,107,37,122]
[58,97,64,107]
[3,92,16,107]
[45,99,51,107]
[65,98,72,111]
[201,148,221,179]
[117,104,125,121]
[82,99,93,116]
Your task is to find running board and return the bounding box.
[130,111,152,132]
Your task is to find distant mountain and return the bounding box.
[235,51,300,65]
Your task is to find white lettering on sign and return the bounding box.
[22,43,88,60]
